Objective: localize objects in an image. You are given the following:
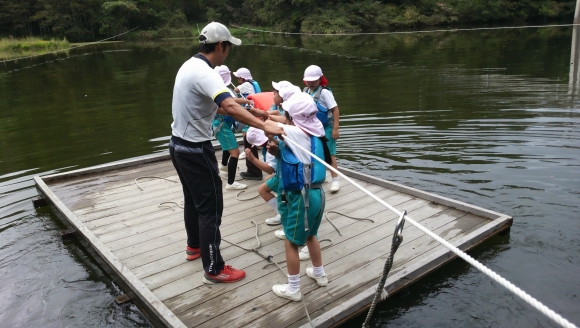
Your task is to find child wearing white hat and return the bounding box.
[270,92,331,302]
[244,128,281,225]
[303,65,341,192]
[233,67,261,96]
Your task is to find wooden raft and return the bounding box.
[34,145,512,328]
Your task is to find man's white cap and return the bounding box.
[272,80,293,91]
[233,67,252,80]
[214,65,231,86]
[246,127,269,146]
[199,22,241,46]
[303,65,323,82]
[282,93,324,137]
[279,85,301,102]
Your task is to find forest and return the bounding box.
[0,0,576,41]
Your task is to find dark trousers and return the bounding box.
[169,136,224,275]
[243,135,262,177]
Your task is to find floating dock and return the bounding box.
[34,143,512,328]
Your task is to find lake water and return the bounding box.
[1,26,579,327]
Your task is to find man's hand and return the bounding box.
[263,120,283,136]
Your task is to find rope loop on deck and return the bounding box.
[282,136,578,328]
[134,176,177,191]
[235,190,261,201]
[324,210,374,236]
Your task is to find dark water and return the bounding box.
[1,27,579,327]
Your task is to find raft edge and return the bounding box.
[299,214,512,328]
[33,176,187,328]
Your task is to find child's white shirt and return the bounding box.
[279,123,311,165]
[238,82,256,95]
[265,152,277,169]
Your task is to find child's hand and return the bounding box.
[244,148,255,160]
[332,127,340,140]
[267,142,279,157]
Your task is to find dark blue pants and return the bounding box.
[169,136,224,275]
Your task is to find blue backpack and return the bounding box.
[250,80,262,93]
[304,86,332,127]
[278,136,327,192]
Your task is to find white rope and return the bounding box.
[0,26,140,64]
[282,136,577,328]
[232,23,580,36]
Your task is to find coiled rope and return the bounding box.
[235,190,261,201]
[282,136,577,328]
[1,26,140,64]
[232,23,580,37]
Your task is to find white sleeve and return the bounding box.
[198,69,231,102]
[265,152,277,169]
[238,82,255,95]
[281,125,312,164]
[319,89,338,110]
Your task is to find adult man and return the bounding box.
[170,22,281,284]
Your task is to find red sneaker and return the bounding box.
[203,265,246,284]
[186,246,200,261]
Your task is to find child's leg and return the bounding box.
[221,150,230,166]
[330,155,338,178]
[226,148,240,185]
[305,235,322,267]
[258,179,275,202]
[285,239,300,275]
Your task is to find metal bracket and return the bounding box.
[393,210,406,244]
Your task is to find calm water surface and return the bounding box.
[1,27,579,327]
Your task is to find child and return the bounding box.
[271,92,331,301]
[244,128,281,225]
[233,67,261,96]
[303,65,341,192]
[213,65,248,190]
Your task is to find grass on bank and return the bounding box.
[0,37,70,52]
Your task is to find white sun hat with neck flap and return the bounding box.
[199,22,241,46]
[233,67,253,80]
[282,93,324,137]
[278,85,301,102]
[214,65,231,85]
[246,127,269,146]
[272,80,293,91]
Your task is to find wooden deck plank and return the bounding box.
[112,182,380,265]
[139,187,398,292]
[185,199,448,327]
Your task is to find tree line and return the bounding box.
[0,0,576,41]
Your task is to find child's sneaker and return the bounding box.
[186,246,200,261]
[306,267,328,286]
[203,265,246,284]
[299,246,310,260]
[219,164,228,172]
[225,181,247,190]
[274,230,286,240]
[239,152,246,160]
[272,284,302,301]
[265,213,281,225]
[329,181,340,192]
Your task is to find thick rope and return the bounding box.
[362,235,403,327]
[158,201,184,210]
[134,176,177,191]
[221,221,315,327]
[282,136,577,328]
[232,23,580,37]
[1,26,140,64]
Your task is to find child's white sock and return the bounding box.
[287,273,300,293]
[332,177,339,183]
[313,265,326,277]
[267,198,278,213]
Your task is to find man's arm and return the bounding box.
[220,98,283,135]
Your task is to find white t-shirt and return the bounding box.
[238,82,256,95]
[265,152,277,169]
[305,88,337,118]
[280,123,311,164]
[171,55,231,142]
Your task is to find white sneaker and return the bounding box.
[329,181,340,192]
[272,284,302,301]
[219,164,228,172]
[274,230,286,240]
[225,181,247,190]
[299,246,310,261]
[306,267,328,286]
[239,152,246,160]
[265,213,282,225]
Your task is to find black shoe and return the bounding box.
[240,172,262,180]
